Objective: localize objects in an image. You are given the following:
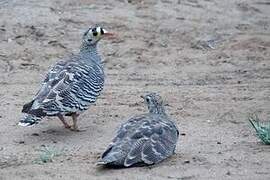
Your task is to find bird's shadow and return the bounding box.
[95,161,161,172]
[20,125,90,144]
[42,128,80,136]
[95,153,180,171]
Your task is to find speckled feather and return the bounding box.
[98,93,179,167]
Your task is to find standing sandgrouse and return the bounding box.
[19,26,113,131]
[97,93,179,167]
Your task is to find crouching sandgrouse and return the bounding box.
[97,93,179,167]
[19,26,113,131]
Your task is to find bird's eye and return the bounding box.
[146,97,150,103]
[92,28,98,36]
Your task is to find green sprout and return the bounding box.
[249,114,270,145]
[34,146,63,164]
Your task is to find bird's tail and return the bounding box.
[96,160,109,165]
[96,154,116,166]
[96,156,119,166]
[96,146,123,166]
[18,114,42,127]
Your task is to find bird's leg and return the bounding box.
[58,115,71,129]
[71,113,80,131]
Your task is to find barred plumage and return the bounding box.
[97,93,179,167]
[19,26,113,130]
[40,58,104,114]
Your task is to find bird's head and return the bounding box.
[141,93,165,114]
[82,26,114,45]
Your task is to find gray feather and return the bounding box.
[20,42,104,125]
[98,93,179,167]
[18,114,42,127]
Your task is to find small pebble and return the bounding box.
[184,160,190,164]
[18,140,25,144]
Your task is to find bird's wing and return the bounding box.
[100,115,178,167]
[123,116,179,166]
[99,115,147,164]
[25,56,104,116]
[22,60,68,115]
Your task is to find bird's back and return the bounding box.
[23,54,104,117]
[98,113,179,167]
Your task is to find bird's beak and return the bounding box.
[103,29,115,37]
[140,95,144,99]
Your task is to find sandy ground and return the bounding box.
[0,0,270,179]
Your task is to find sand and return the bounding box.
[0,0,270,179]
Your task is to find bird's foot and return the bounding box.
[64,124,72,129]
[70,128,86,132]
[70,126,86,132]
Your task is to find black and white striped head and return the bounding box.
[83,26,112,45]
[141,93,165,114]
